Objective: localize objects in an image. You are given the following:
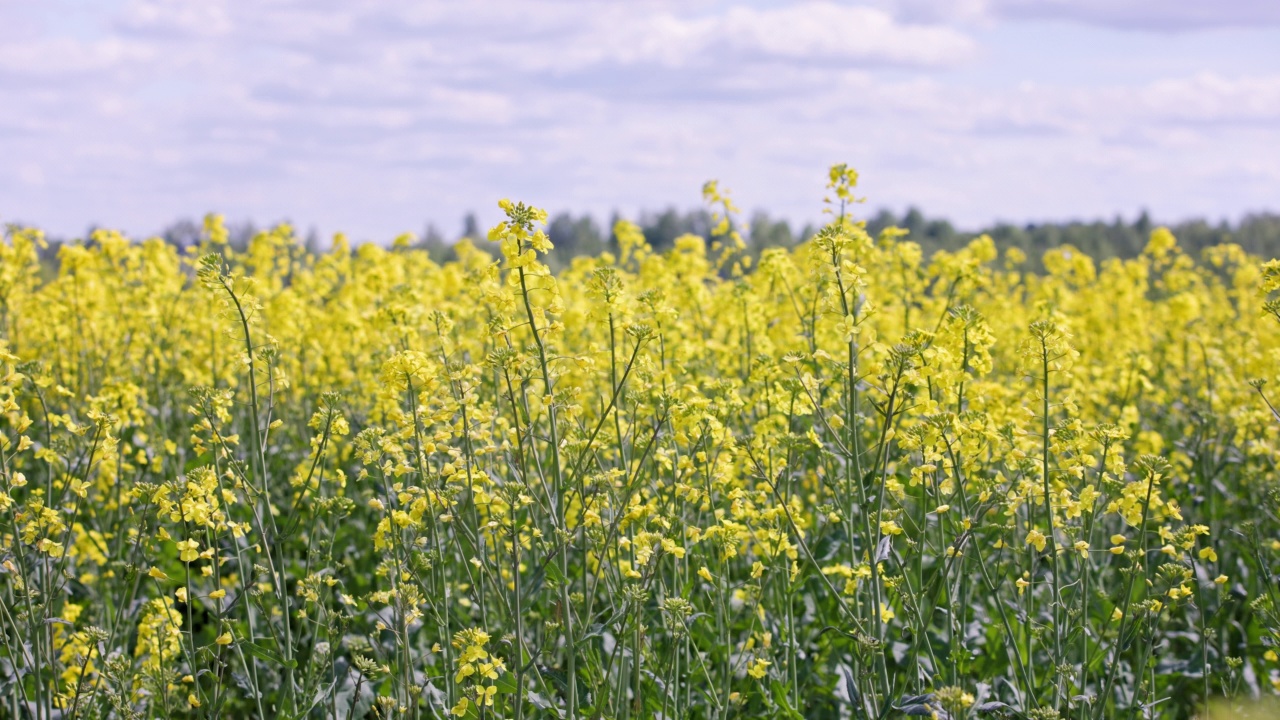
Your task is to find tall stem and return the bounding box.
[1041,343,1062,708]
[517,266,576,719]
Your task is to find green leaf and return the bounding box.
[494,671,518,694]
[770,680,805,720]
[241,640,296,668]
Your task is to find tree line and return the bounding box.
[427,207,1280,270]
[32,206,1280,273]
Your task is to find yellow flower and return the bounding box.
[1198,546,1217,562]
[879,603,895,622]
[148,567,169,581]
[176,538,200,563]
[36,538,65,557]
[1111,607,1124,621]
[661,537,686,559]
[747,658,770,679]
[698,566,713,582]
[1144,226,1178,258]
[461,644,487,663]
[1025,529,1047,553]
[1073,540,1089,557]
[751,561,765,579]
[1078,485,1099,509]
[215,632,233,646]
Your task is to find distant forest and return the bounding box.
[36,206,1280,273]
[422,207,1280,271]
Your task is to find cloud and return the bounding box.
[119,0,234,38]
[955,73,1280,143]
[997,0,1280,31]
[1137,73,1280,124]
[577,3,977,69]
[894,0,1280,31]
[0,0,1276,240]
[0,36,154,78]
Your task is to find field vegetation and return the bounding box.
[3,167,1280,719]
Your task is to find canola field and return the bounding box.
[3,167,1280,719]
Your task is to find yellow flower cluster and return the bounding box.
[450,628,505,716]
[1,165,1278,718]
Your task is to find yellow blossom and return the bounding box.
[176,538,200,563]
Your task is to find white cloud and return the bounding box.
[566,3,976,69]
[0,36,154,77]
[892,0,1280,30]
[718,3,975,65]
[952,73,1280,144]
[1137,73,1280,123]
[996,0,1280,31]
[120,0,234,38]
[0,0,1276,240]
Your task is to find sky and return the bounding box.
[2,0,1279,242]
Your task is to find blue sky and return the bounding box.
[2,0,1278,242]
